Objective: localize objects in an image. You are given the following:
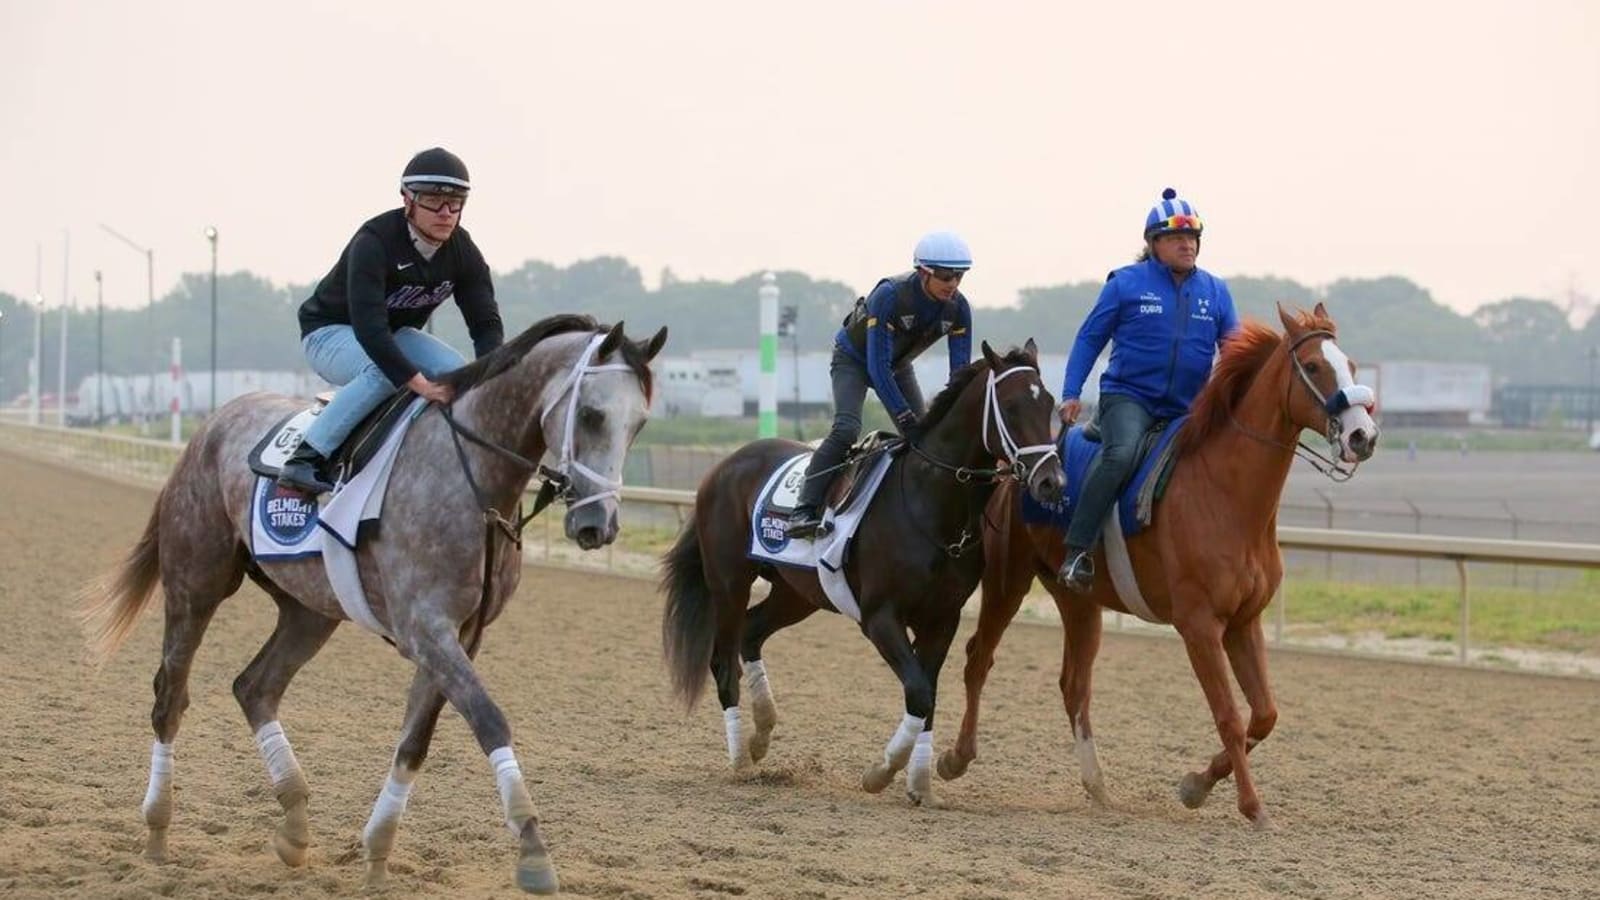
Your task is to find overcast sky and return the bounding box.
[4,1,1597,324]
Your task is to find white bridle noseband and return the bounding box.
[982,365,1060,480]
[538,333,638,512]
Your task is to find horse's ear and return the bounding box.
[980,340,1001,370]
[598,320,626,359]
[1023,337,1039,364]
[1276,302,1302,337]
[638,326,668,362]
[1312,300,1329,321]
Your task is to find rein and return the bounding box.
[1226,329,1371,483]
[435,331,640,627]
[899,363,1059,558]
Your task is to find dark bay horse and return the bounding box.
[661,341,1064,808]
[81,314,666,894]
[938,304,1379,826]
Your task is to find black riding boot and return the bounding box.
[277,441,335,495]
[1058,545,1096,593]
[787,452,843,540]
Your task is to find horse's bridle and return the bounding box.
[904,363,1061,557]
[1230,329,1375,482]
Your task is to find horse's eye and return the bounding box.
[1304,361,1320,374]
[578,407,606,429]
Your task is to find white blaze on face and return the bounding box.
[1320,339,1379,460]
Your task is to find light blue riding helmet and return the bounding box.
[1144,187,1204,239]
[913,231,973,270]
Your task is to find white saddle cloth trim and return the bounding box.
[746,451,895,623]
[1102,510,1161,623]
[316,396,427,639]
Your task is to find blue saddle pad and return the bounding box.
[1019,416,1186,538]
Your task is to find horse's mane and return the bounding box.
[439,313,655,400]
[1174,309,1332,455]
[920,346,1037,432]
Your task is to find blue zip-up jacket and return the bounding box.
[1061,258,1239,419]
[834,273,972,419]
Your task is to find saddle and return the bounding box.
[825,430,908,513]
[249,389,419,485]
[1021,415,1185,537]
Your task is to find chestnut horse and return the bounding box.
[937,303,1378,826]
[661,342,1064,808]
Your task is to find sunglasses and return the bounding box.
[922,266,966,283]
[408,191,466,214]
[1152,213,1203,233]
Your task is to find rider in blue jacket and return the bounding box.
[786,231,974,538]
[1056,188,1239,591]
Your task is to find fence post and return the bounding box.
[1501,500,1521,587]
[1405,499,1422,586]
[1455,557,1469,664]
[1314,488,1334,579]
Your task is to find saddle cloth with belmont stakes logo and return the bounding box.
[246,397,428,638]
[746,451,895,622]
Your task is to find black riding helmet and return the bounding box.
[401,147,470,196]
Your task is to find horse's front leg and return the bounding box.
[903,608,963,809]
[1173,610,1266,828]
[1179,617,1278,823]
[404,623,560,894]
[363,619,486,889]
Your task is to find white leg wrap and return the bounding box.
[362,765,418,851]
[742,659,771,702]
[142,740,174,820]
[489,746,535,838]
[909,730,933,771]
[884,713,925,766]
[254,721,303,794]
[723,707,743,764]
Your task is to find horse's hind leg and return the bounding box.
[231,581,339,868]
[362,622,486,889]
[1057,593,1110,806]
[142,546,246,861]
[739,580,816,763]
[1179,617,1278,824]
[706,562,757,771]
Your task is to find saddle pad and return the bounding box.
[249,477,322,560]
[1020,416,1186,538]
[746,451,895,622]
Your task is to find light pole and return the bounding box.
[95,270,104,425]
[205,226,218,416]
[29,293,42,425]
[100,223,155,427]
[0,308,6,406]
[1588,346,1598,437]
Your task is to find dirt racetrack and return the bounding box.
[1,450,1597,899]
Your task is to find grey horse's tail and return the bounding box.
[661,522,716,710]
[80,488,164,664]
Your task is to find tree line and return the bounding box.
[2,257,1597,403]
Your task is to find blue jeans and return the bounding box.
[300,325,465,455]
[1064,393,1158,550]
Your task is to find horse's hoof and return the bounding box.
[1084,779,1112,808]
[1178,772,1212,810]
[274,828,310,868]
[936,749,970,781]
[748,730,771,763]
[363,860,389,890]
[1246,807,1272,831]
[862,762,894,794]
[516,852,560,895]
[144,827,169,863]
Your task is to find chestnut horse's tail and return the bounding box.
[80,488,164,664]
[661,521,716,710]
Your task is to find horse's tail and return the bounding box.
[660,521,716,711]
[80,489,164,664]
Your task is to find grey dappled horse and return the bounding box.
[81,314,666,894]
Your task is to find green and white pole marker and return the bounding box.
[758,272,779,438]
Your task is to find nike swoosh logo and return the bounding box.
[397,262,414,270]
